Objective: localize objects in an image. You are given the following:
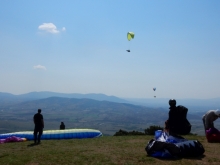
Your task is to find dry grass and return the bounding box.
[0,135,220,165]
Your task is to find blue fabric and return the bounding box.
[151,150,173,158]
[0,129,103,140]
[147,130,205,158]
[155,130,186,143]
[149,130,186,158]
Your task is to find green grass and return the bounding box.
[0,135,220,165]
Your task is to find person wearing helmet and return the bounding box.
[169,99,176,108]
[165,99,177,133]
[202,110,220,134]
[165,99,191,135]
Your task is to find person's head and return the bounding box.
[61,122,64,124]
[38,109,42,113]
[214,110,220,117]
[169,99,176,107]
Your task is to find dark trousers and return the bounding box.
[202,118,206,134]
[34,126,43,143]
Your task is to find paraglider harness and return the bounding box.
[145,131,205,158]
[166,105,191,135]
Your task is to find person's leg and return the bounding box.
[38,129,43,143]
[202,118,206,134]
[211,127,219,134]
[34,129,38,144]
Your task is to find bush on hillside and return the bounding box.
[114,129,145,136]
[144,125,164,135]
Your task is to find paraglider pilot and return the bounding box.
[33,109,44,144]
[126,32,134,52]
[165,99,191,135]
[202,110,220,134]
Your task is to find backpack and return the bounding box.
[169,105,191,135]
[176,105,188,118]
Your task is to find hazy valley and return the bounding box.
[1,92,220,136]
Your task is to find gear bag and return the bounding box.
[169,105,191,135]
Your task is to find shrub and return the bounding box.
[114,129,145,136]
[144,125,164,135]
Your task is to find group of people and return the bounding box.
[33,109,65,144]
[165,99,220,137]
[33,100,220,144]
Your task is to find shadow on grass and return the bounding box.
[183,154,205,160]
[27,143,39,147]
[0,154,9,158]
[146,155,181,161]
[146,154,205,161]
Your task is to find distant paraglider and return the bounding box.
[153,88,156,98]
[126,32,135,52]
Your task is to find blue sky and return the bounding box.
[0,0,219,99]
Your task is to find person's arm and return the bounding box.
[42,119,44,128]
[205,113,214,129]
[33,116,35,124]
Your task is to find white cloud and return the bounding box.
[38,23,60,34]
[33,65,46,70]
[62,27,66,31]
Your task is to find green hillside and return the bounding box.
[0,97,207,135]
[0,135,219,165]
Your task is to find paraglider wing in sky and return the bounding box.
[127,32,135,41]
[153,87,156,98]
[126,32,135,52]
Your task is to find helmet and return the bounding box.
[169,99,176,107]
[215,110,220,116]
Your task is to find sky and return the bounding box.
[0,0,220,99]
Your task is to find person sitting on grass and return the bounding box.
[165,99,191,135]
[60,122,65,130]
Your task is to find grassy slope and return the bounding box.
[0,135,219,165]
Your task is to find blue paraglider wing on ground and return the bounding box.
[0,129,103,140]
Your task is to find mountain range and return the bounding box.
[1,91,220,111]
[1,91,220,136]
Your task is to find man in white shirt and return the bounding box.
[202,110,220,134]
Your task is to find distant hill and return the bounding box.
[0,96,208,135]
[1,91,220,135]
[124,98,220,111]
[1,91,220,111]
[0,91,130,107]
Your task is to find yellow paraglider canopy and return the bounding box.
[127,32,135,41]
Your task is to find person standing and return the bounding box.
[33,109,44,144]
